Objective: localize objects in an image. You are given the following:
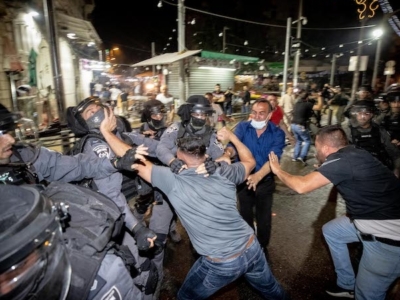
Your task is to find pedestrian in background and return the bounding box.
[241,85,251,114]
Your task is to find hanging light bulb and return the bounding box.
[219,32,223,37]
[244,40,248,46]
[191,18,196,25]
[157,1,162,8]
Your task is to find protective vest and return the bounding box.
[383,114,400,141]
[350,124,393,169]
[42,182,126,300]
[67,132,139,201]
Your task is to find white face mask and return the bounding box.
[250,119,267,130]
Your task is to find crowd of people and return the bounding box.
[1,81,400,300]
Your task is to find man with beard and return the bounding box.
[269,125,400,300]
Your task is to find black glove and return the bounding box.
[132,223,157,251]
[170,158,185,174]
[114,148,137,171]
[204,157,221,175]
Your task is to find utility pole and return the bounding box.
[178,0,186,102]
[282,17,292,96]
[330,54,337,86]
[43,0,65,123]
[293,0,303,87]
[223,26,229,53]
[350,19,366,104]
[371,31,383,90]
[151,42,156,76]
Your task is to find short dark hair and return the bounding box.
[177,137,206,157]
[205,92,213,97]
[316,125,348,148]
[252,99,272,113]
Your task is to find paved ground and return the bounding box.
[158,144,400,300]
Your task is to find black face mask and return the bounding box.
[149,117,165,130]
[85,108,105,130]
[190,116,206,129]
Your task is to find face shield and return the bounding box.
[148,105,167,130]
[190,106,214,129]
[0,185,71,300]
[349,106,375,127]
[76,98,108,131]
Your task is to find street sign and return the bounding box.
[348,56,369,71]
[384,67,395,75]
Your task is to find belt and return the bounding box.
[360,233,400,247]
[206,235,255,263]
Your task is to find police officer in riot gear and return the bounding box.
[0,102,158,299]
[0,103,135,185]
[343,100,400,175]
[381,84,400,147]
[66,97,157,245]
[156,95,225,172]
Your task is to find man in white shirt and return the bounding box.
[109,85,122,107]
[156,85,174,124]
[279,87,295,127]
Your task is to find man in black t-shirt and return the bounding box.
[290,90,323,164]
[268,125,400,299]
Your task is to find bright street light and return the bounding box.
[372,28,384,38]
[113,47,119,51]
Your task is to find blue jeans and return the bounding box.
[322,216,400,300]
[224,101,232,116]
[242,104,250,114]
[291,123,311,160]
[177,237,287,300]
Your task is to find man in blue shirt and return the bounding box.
[223,99,285,256]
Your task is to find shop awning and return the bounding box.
[132,50,202,67]
[57,13,102,45]
[201,51,259,62]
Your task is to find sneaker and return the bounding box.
[297,158,307,166]
[326,284,354,298]
[291,158,297,162]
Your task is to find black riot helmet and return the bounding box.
[0,185,71,300]
[66,97,107,136]
[187,95,214,115]
[386,83,400,103]
[140,99,166,130]
[350,100,377,115]
[0,104,17,134]
[185,95,214,130]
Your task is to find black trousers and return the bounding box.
[238,177,275,249]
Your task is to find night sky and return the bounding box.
[92,0,400,65]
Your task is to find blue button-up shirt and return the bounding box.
[232,121,285,174]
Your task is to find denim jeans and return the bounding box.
[322,216,400,300]
[242,104,250,114]
[291,123,311,160]
[177,237,287,300]
[238,178,275,248]
[224,101,232,116]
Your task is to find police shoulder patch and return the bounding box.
[165,123,179,134]
[100,286,122,300]
[93,144,110,159]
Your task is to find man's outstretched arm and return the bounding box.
[268,152,331,194]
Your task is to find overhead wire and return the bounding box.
[161,0,377,31]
